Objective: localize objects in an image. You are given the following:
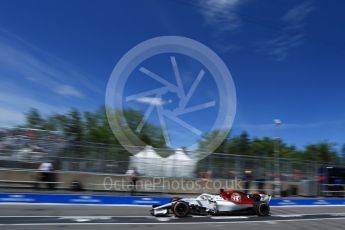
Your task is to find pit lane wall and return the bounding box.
[0,193,171,205]
[1,193,345,206]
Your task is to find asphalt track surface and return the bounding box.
[1,204,345,230]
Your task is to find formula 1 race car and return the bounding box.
[151,190,271,217]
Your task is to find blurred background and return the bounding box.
[0,0,345,198]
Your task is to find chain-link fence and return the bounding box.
[2,129,345,196]
[0,129,342,182]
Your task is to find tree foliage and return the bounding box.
[23,107,342,164]
[200,130,341,164]
[24,107,166,148]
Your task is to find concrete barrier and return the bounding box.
[0,169,300,195]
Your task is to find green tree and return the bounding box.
[341,144,345,164]
[84,107,118,144]
[251,137,275,157]
[227,131,252,155]
[25,108,45,129]
[65,109,84,141]
[198,129,230,154]
[22,107,344,166]
[302,142,339,163]
[122,109,166,148]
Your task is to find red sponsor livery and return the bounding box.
[220,190,256,205]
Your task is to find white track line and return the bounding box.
[0,202,152,207]
[272,213,345,217]
[2,212,345,218]
[273,214,303,218]
[0,215,150,218]
[1,217,345,226]
[272,205,345,207]
[211,216,248,219]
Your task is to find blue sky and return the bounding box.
[0,0,344,150]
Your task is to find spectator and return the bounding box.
[201,170,212,182]
[334,178,344,196]
[126,167,139,195]
[255,167,266,194]
[37,160,56,189]
[243,170,252,193]
[228,169,238,179]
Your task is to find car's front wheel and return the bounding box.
[173,201,190,217]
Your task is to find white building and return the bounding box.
[129,145,163,176]
[164,148,196,178]
[129,146,196,178]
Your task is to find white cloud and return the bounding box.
[55,85,84,98]
[0,28,101,127]
[264,1,315,61]
[198,0,244,32]
[0,91,68,127]
[213,42,241,54]
[135,97,167,106]
[282,1,315,27]
[0,108,25,128]
[0,91,68,115]
[0,28,103,98]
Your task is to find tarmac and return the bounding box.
[0,204,345,230]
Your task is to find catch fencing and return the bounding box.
[1,128,344,196]
[0,133,340,181]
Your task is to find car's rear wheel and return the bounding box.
[173,201,190,217]
[254,202,270,216]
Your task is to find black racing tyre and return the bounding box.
[173,201,190,217]
[254,202,270,216]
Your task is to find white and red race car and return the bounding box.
[151,190,271,217]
